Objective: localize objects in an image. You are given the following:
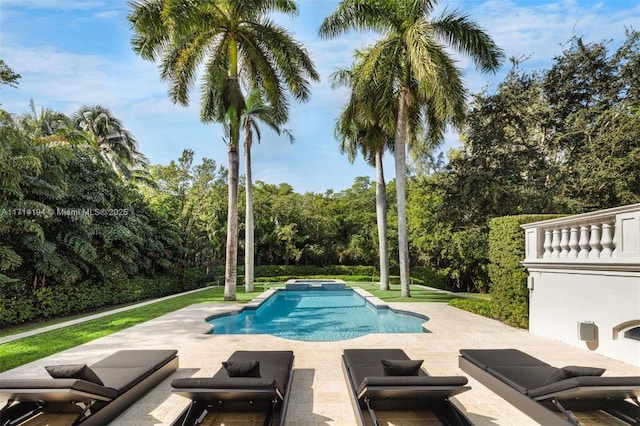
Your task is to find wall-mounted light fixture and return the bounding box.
[577,321,597,341]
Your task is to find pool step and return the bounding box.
[285,279,346,291]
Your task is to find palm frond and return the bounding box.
[433,7,505,73]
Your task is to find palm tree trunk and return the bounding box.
[375,149,390,291]
[224,94,241,300]
[244,130,255,293]
[224,38,241,301]
[395,87,411,297]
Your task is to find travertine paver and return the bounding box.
[1,301,638,425]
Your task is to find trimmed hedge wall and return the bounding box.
[488,214,563,328]
[254,264,377,277]
[0,269,208,329]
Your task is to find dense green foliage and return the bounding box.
[487,215,561,328]
[0,109,190,328]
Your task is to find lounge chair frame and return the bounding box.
[0,350,178,426]
[171,351,294,426]
[342,349,472,426]
[459,351,640,425]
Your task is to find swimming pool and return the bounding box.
[206,288,428,341]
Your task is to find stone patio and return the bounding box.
[1,300,638,425]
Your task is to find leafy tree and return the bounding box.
[416,31,640,292]
[143,150,227,277]
[319,0,504,296]
[129,0,319,300]
[544,32,640,210]
[443,62,558,225]
[0,59,20,89]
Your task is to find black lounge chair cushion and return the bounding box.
[382,359,423,376]
[45,364,104,386]
[222,360,261,377]
[0,378,118,400]
[344,349,409,367]
[172,377,276,390]
[357,375,468,395]
[217,351,292,394]
[487,366,560,394]
[90,349,177,394]
[461,349,640,401]
[528,375,640,399]
[543,365,605,385]
[172,350,294,397]
[90,349,177,370]
[459,349,550,370]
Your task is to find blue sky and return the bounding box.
[1,0,638,194]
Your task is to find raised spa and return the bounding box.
[206,283,428,341]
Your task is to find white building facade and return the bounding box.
[522,203,640,366]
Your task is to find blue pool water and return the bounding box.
[206,289,427,341]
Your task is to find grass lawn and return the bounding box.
[351,282,460,302]
[0,282,461,373]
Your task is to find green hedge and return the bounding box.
[487,214,563,328]
[254,264,377,277]
[0,269,206,328]
[449,298,493,318]
[411,266,447,289]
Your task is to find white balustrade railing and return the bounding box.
[522,203,640,263]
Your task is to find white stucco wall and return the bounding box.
[528,267,640,366]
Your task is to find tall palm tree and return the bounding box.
[331,56,394,291]
[242,88,293,292]
[129,0,319,300]
[72,105,149,181]
[320,0,504,297]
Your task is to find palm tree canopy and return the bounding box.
[72,105,149,180]
[320,0,504,147]
[242,88,294,146]
[331,54,394,165]
[129,0,319,125]
[319,0,502,71]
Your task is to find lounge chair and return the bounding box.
[170,350,294,426]
[342,348,472,426]
[459,348,640,425]
[0,349,178,426]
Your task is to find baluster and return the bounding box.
[588,223,602,259]
[600,221,615,258]
[559,228,570,258]
[551,229,561,258]
[568,227,579,258]
[543,230,552,259]
[578,225,590,259]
